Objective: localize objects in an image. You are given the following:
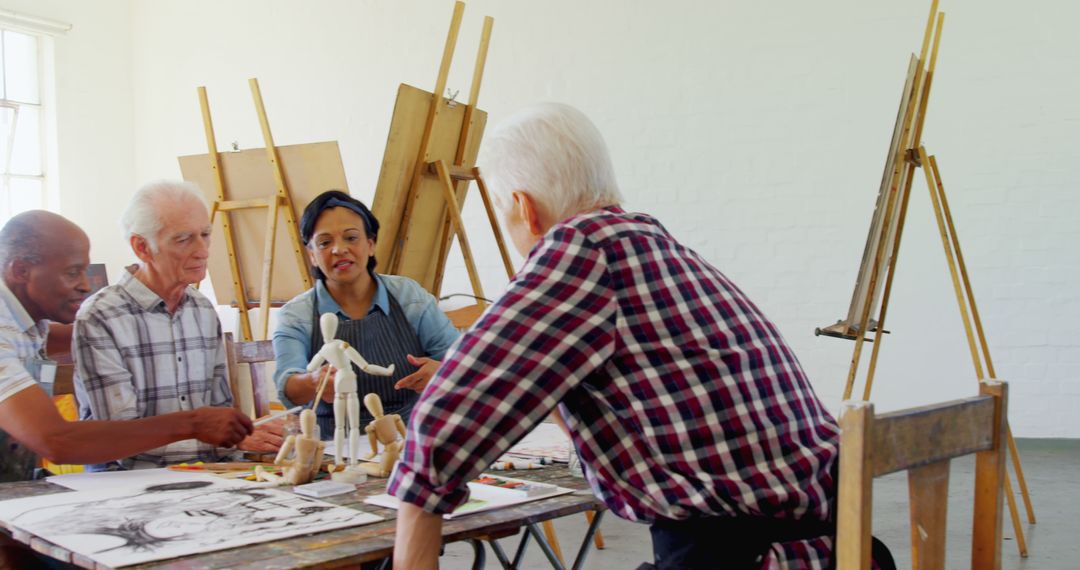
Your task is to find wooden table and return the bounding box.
[0,467,606,570]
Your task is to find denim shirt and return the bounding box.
[272,274,460,408]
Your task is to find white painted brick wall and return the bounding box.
[96,0,1079,436]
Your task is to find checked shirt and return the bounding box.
[389,206,841,567]
[74,269,235,470]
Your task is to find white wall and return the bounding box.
[1,0,135,277]
[40,0,1080,436]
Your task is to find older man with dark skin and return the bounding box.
[74,181,283,470]
[0,210,252,481]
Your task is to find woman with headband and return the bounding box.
[271,190,460,437]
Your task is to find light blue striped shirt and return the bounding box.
[272,274,459,408]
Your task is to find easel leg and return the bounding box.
[922,149,1032,556]
[474,170,516,279]
[198,86,254,341]
[929,154,1036,526]
[541,520,565,566]
[862,165,919,400]
[433,160,486,305]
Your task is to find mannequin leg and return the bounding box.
[334,393,347,466]
[348,393,361,467]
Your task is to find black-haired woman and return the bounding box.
[272,190,460,437]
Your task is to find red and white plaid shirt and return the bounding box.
[389,207,840,566]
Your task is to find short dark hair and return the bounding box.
[299,190,380,280]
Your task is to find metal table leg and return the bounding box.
[484,509,605,570]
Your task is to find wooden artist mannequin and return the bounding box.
[277,409,324,485]
[359,393,406,478]
[307,313,395,468]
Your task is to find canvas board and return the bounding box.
[370,83,487,295]
[178,141,349,306]
[837,55,924,336]
[0,478,381,568]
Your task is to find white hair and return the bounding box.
[480,103,623,221]
[121,180,208,252]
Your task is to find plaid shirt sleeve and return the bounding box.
[387,225,617,514]
[74,294,235,469]
[74,311,141,422]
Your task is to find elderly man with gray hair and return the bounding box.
[389,104,845,569]
[73,180,283,470]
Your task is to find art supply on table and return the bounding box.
[253,405,304,427]
[293,480,357,498]
[489,459,548,471]
[471,475,557,498]
[168,462,277,473]
[364,473,574,520]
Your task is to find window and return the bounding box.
[0,27,49,220]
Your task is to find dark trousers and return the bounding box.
[641,515,834,570]
[638,516,896,570]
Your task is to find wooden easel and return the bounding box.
[372,1,514,305]
[196,79,312,341]
[817,0,1035,556]
[369,3,601,562]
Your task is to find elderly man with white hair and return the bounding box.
[388,104,846,569]
[73,180,283,470]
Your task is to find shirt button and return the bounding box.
[180,396,187,401]
[177,356,182,362]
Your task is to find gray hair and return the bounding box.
[480,103,623,221]
[121,180,208,252]
[0,213,44,267]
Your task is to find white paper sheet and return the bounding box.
[364,474,574,520]
[0,478,382,568]
[323,439,386,463]
[46,468,220,492]
[506,421,571,463]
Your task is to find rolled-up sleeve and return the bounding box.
[387,227,616,514]
[272,295,313,408]
[410,287,460,360]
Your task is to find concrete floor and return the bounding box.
[441,439,1079,569]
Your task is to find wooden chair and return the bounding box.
[836,380,1008,570]
[223,332,275,419]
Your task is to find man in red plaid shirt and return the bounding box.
[389,103,841,569]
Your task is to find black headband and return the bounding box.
[320,197,375,238]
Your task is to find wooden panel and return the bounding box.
[370,84,487,294]
[836,401,874,570]
[178,141,348,305]
[871,395,995,476]
[908,460,950,570]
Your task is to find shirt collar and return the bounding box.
[119,268,189,313]
[314,275,389,320]
[0,278,43,335]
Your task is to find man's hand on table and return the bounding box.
[190,407,253,447]
[236,416,286,452]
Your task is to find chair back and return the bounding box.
[835,380,1007,570]
[224,332,275,419]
